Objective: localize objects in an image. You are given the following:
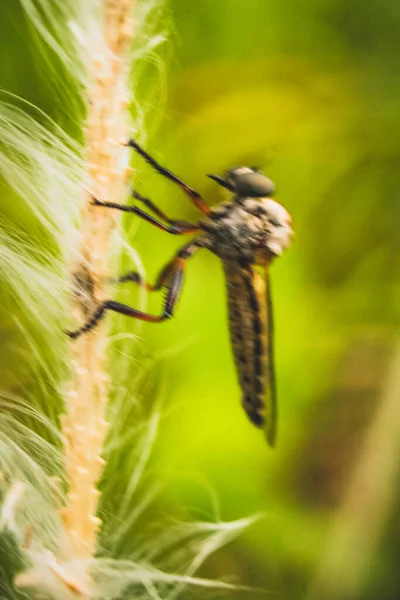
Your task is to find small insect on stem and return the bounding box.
[67,141,293,445]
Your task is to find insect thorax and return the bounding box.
[200,197,293,264]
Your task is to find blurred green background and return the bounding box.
[1,1,400,599]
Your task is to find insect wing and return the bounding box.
[252,265,277,445]
[224,263,277,445]
[264,267,277,445]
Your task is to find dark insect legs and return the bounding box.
[67,140,205,339]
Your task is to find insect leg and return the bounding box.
[131,190,202,232]
[131,190,171,221]
[117,255,177,293]
[93,198,200,235]
[67,240,202,339]
[127,139,211,216]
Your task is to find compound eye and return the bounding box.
[237,172,275,198]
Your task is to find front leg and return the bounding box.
[127,139,211,216]
[92,198,200,235]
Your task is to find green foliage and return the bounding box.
[1,0,400,598]
[0,530,27,600]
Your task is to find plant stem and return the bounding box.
[62,0,136,558]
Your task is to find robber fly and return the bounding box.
[68,140,293,445]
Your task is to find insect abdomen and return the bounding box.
[224,262,276,445]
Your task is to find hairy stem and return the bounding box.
[62,0,136,558]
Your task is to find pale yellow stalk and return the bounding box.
[62,0,136,558]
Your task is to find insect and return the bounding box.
[68,140,293,445]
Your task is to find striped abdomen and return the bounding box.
[224,261,276,445]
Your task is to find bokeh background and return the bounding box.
[1,1,400,599]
